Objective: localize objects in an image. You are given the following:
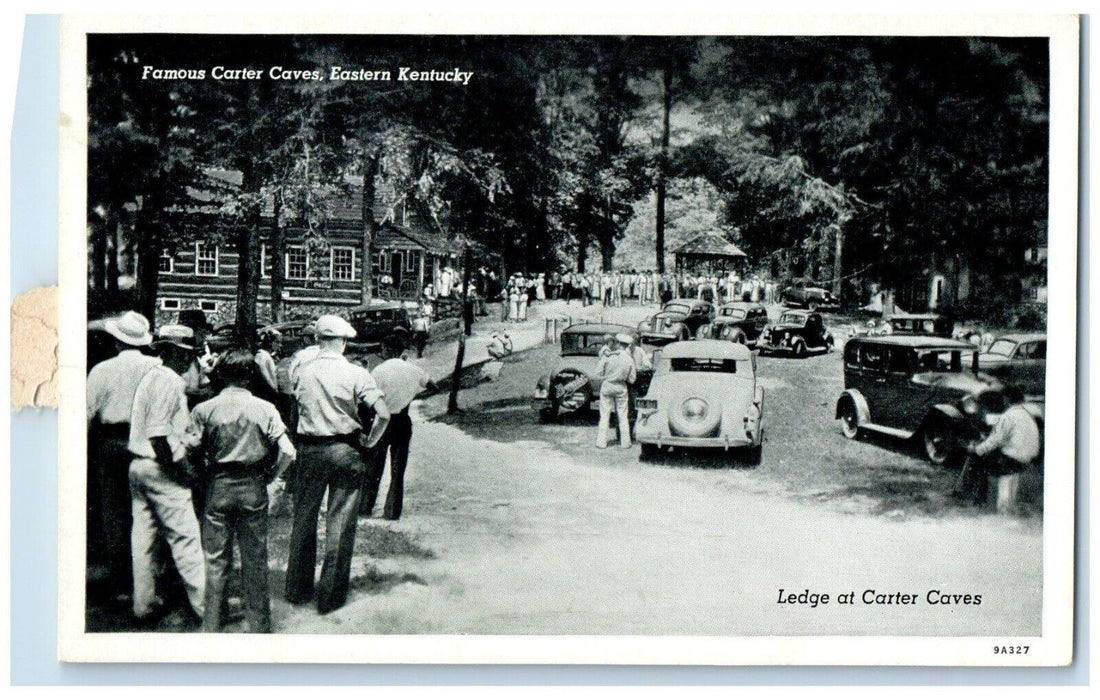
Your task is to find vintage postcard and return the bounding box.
[56,14,1079,665]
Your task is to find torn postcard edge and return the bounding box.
[11,285,59,410]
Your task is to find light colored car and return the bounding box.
[634,340,764,464]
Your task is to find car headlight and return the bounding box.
[962,395,979,415]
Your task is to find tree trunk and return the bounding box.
[447,245,474,415]
[655,66,672,274]
[235,162,261,345]
[106,215,121,296]
[90,212,108,293]
[576,228,589,273]
[133,208,160,326]
[270,190,286,323]
[832,223,845,300]
[359,147,381,305]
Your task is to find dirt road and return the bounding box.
[275,416,1041,636]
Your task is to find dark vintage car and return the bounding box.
[834,336,1042,465]
[348,301,413,346]
[638,298,715,345]
[780,283,839,310]
[887,312,955,338]
[758,310,834,357]
[700,302,769,346]
[535,323,652,422]
[978,333,1046,397]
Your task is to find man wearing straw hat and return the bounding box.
[285,315,390,614]
[127,324,206,623]
[86,310,160,599]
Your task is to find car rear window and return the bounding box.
[669,357,738,373]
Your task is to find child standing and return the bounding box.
[190,348,297,633]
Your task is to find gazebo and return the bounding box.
[673,233,747,275]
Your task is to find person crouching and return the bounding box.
[190,348,297,632]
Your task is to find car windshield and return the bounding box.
[779,313,805,324]
[986,339,1017,357]
[914,349,977,373]
[561,333,611,356]
[662,303,691,316]
[720,308,746,319]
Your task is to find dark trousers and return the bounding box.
[955,452,1027,503]
[89,425,132,592]
[361,410,413,519]
[285,439,366,614]
[202,470,270,633]
[413,331,429,358]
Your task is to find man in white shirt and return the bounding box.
[959,386,1042,513]
[360,334,436,519]
[86,310,159,598]
[128,324,206,623]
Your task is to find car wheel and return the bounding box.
[730,329,745,345]
[921,419,956,466]
[538,404,559,423]
[639,443,662,460]
[742,442,763,466]
[839,401,860,439]
[792,337,807,357]
[825,335,835,352]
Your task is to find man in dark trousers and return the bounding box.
[285,315,390,614]
[360,334,436,520]
[86,310,159,601]
[190,348,297,632]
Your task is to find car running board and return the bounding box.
[857,423,915,440]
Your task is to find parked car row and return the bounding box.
[534,302,1046,471]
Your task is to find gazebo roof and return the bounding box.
[673,233,747,258]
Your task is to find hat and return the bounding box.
[615,333,634,345]
[314,315,356,339]
[153,324,196,351]
[103,311,153,346]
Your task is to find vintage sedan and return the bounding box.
[699,302,769,346]
[634,340,764,464]
[780,283,839,310]
[758,310,834,357]
[348,300,414,346]
[835,336,1026,465]
[887,312,954,338]
[534,323,650,422]
[637,298,715,345]
[978,333,1046,397]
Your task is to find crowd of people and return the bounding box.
[86,309,436,632]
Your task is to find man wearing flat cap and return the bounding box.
[285,314,391,614]
[86,310,160,599]
[127,324,206,623]
[594,333,637,449]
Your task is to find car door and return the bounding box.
[854,342,891,425]
[1014,340,1046,396]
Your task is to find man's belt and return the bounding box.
[296,433,361,446]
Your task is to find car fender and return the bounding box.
[836,389,870,424]
[926,403,964,424]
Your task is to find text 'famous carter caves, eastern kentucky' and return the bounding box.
[140,65,475,85]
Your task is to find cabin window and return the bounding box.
[259,244,269,277]
[195,243,219,277]
[160,298,181,311]
[331,246,356,281]
[199,300,218,313]
[405,249,419,273]
[286,245,309,280]
[159,249,174,274]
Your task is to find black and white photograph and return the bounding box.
[57,14,1079,665]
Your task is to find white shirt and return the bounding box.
[129,364,193,461]
[287,345,321,391]
[293,351,385,437]
[976,404,1042,464]
[87,349,162,425]
[371,358,429,413]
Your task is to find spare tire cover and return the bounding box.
[668,395,721,437]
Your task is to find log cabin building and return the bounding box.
[153,175,461,327]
